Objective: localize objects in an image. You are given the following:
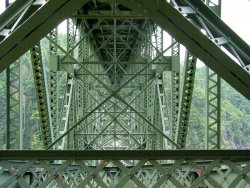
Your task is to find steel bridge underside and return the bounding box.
[0,0,250,187]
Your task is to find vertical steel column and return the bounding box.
[68,18,76,150]
[75,23,85,149]
[75,23,90,149]
[146,24,156,149]
[176,51,197,148]
[58,75,74,149]
[205,0,221,149]
[171,38,180,141]
[57,18,75,149]
[6,68,10,149]
[155,25,167,149]
[205,68,221,149]
[30,43,52,148]
[6,61,21,149]
[49,28,58,141]
[156,77,170,149]
[19,59,23,149]
[5,0,10,150]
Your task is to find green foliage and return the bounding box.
[186,66,250,149]
[31,134,43,149]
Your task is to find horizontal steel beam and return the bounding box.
[72,11,147,19]
[0,150,249,160]
[62,60,171,64]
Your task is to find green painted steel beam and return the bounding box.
[0,0,32,32]
[49,28,59,141]
[176,51,197,148]
[0,0,89,72]
[6,61,21,149]
[72,11,147,19]
[117,0,250,100]
[184,0,250,66]
[0,150,249,160]
[205,68,221,149]
[62,60,171,65]
[171,47,180,141]
[6,67,10,149]
[205,0,221,150]
[30,43,53,148]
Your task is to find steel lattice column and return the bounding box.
[75,23,86,149]
[176,51,197,148]
[171,38,180,141]
[49,28,58,141]
[205,0,221,149]
[6,61,22,149]
[30,43,52,148]
[154,25,167,149]
[58,75,74,149]
[59,18,76,150]
[205,68,221,149]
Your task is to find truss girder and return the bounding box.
[0,150,249,188]
[0,0,89,72]
[45,41,176,150]
[73,55,169,150]
[117,0,250,100]
[0,1,250,186]
[75,78,153,150]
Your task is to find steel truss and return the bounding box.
[0,0,250,187]
[43,16,179,150]
[118,0,250,100]
[0,150,249,188]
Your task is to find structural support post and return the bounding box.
[19,59,23,149]
[176,51,197,148]
[171,38,180,141]
[6,67,10,149]
[205,0,221,149]
[30,42,53,148]
[205,68,221,149]
[49,28,59,141]
[6,60,21,149]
